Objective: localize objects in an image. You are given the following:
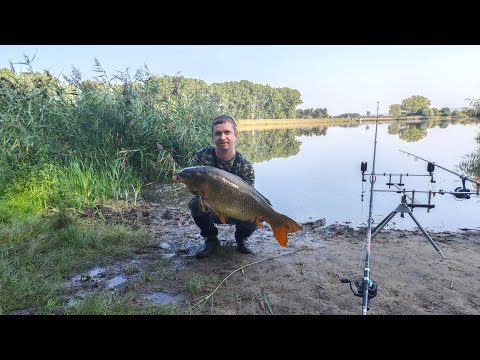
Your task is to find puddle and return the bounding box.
[71,267,107,283]
[158,241,176,258]
[159,242,173,250]
[107,275,127,289]
[144,292,183,305]
[67,298,77,306]
[89,267,105,277]
[67,265,128,290]
[66,292,87,307]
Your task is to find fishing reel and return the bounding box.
[453,188,471,200]
[453,178,471,200]
[341,277,378,299]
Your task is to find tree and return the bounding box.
[336,113,360,118]
[421,108,435,118]
[296,107,328,119]
[389,104,402,117]
[366,111,371,117]
[466,98,480,120]
[401,95,431,115]
[439,107,451,116]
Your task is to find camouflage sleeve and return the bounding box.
[192,147,214,167]
[240,162,255,187]
[192,151,202,166]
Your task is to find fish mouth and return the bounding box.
[172,174,179,182]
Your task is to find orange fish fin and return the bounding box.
[271,225,289,247]
[255,217,264,228]
[269,214,302,247]
[216,212,228,224]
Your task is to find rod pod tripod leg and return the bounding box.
[371,201,445,259]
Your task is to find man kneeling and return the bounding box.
[189,114,257,258]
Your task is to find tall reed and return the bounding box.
[0,60,219,214]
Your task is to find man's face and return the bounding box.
[212,121,238,152]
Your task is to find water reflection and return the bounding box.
[236,129,301,163]
[387,119,461,142]
[238,120,472,164]
[142,118,480,231]
[388,121,428,142]
[236,127,328,163]
[459,132,480,178]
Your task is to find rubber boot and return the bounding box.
[235,220,255,254]
[236,238,252,254]
[192,214,219,259]
[195,237,220,258]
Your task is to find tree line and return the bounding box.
[3,64,478,121]
[388,95,466,118]
[0,66,304,120]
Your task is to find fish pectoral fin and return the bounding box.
[271,224,289,248]
[199,196,207,211]
[200,196,213,212]
[215,212,228,224]
[254,216,264,228]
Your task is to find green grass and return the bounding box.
[65,292,132,315]
[184,273,219,297]
[153,256,173,281]
[213,243,237,260]
[0,63,220,315]
[0,211,154,314]
[0,187,45,223]
[0,65,217,197]
[65,291,182,315]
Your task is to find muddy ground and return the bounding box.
[66,201,480,315]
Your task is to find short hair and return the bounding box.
[211,114,237,134]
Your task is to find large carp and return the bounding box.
[172,166,302,247]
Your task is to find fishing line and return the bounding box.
[344,102,382,314]
[357,162,371,282]
[360,181,366,228]
[356,241,366,286]
[359,161,369,245]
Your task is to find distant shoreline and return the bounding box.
[237,117,439,131]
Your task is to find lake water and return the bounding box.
[142,119,480,232]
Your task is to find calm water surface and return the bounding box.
[142,119,480,231]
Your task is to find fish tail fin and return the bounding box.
[269,214,303,248]
[271,225,289,247]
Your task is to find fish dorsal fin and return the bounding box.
[235,175,273,207]
[257,190,272,207]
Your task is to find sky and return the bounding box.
[1,45,479,116]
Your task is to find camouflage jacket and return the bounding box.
[193,145,255,186]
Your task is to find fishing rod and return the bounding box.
[341,103,380,314]
[358,101,380,315]
[341,117,480,313]
[399,150,480,197]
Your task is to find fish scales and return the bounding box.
[173,166,302,247]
